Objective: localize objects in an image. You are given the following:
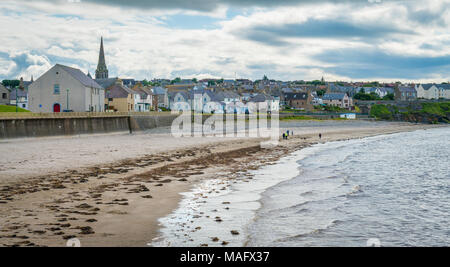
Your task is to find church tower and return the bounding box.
[95,37,109,79]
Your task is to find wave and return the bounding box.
[273,219,344,243]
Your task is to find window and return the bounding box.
[2,93,6,99]
[54,84,60,95]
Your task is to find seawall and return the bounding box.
[0,116,132,139]
[0,113,188,139]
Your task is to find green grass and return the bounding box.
[0,105,30,112]
[370,104,393,120]
[421,102,450,116]
[280,115,315,121]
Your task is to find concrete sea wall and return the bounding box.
[0,116,132,139]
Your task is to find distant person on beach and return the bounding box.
[319,133,322,139]
[287,130,290,136]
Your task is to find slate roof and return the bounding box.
[420,84,435,90]
[328,83,359,94]
[106,84,135,98]
[134,87,152,98]
[398,86,416,93]
[435,84,450,90]
[179,91,191,100]
[281,88,294,93]
[377,87,394,94]
[152,86,167,95]
[284,92,308,100]
[95,78,119,89]
[418,84,450,90]
[58,64,102,89]
[322,93,346,100]
[249,94,274,102]
[215,91,240,101]
[10,88,28,100]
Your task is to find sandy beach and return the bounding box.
[0,120,444,247]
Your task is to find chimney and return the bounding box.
[19,77,24,90]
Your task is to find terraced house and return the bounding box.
[394,86,417,101]
[105,80,136,112]
[322,93,353,109]
[416,84,450,99]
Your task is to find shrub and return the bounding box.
[370,104,392,120]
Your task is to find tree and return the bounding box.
[262,75,268,81]
[192,78,198,83]
[2,80,20,88]
[369,92,381,100]
[316,89,326,97]
[171,77,181,84]
[382,93,395,100]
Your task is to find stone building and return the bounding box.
[283,92,313,111]
[0,83,9,105]
[29,64,104,112]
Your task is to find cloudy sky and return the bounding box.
[0,0,449,82]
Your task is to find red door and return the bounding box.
[53,103,61,113]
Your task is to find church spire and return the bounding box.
[95,37,109,79]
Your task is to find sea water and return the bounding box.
[153,127,449,247]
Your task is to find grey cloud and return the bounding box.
[236,19,414,46]
[314,48,450,79]
[214,57,236,65]
[19,0,399,12]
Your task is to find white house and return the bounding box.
[10,88,28,110]
[416,84,450,99]
[29,64,105,112]
[133,87,153,112]
[248,94,280,112]
[172,91,191,112]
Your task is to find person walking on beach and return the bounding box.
[319,133,322,139]
[287,130,290,136]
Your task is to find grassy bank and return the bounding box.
[280,115,349,121]
[370,102,450,123]
[0,105,30,112]
[280,115,316,121]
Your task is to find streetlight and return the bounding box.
[15,86,18,113]
[66,88,69,111]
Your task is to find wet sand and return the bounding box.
[0,121,444,247]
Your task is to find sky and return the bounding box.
[0,0,450,82]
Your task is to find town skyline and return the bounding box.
[1,0,450,83]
